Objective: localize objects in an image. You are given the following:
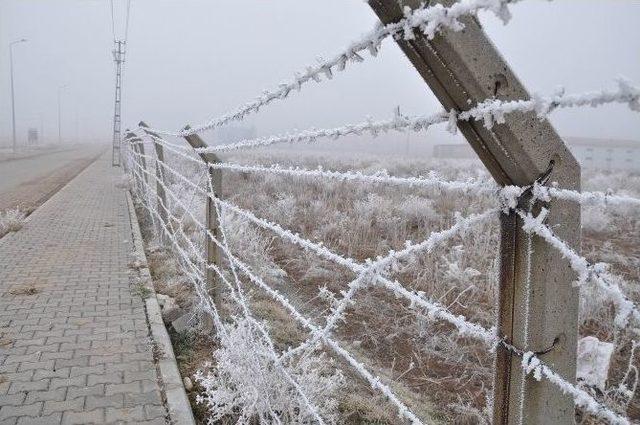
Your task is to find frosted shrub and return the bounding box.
[222,210,288,284]
[272,194,298,227]
[0,208,26,237]
[195,318,344,424]
[398,195,438,227]
[354,193,398,226]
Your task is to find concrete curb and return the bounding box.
[125,190,197,425]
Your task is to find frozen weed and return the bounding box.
[0,208,26,237]
[195,317,344,424]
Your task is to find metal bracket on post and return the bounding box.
[139,121,169,245]
[182,126,223,313]
[367,1,581,423]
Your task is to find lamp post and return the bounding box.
[9,38,28,153]
[57,84,68,144]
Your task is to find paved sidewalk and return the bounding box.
[0,154,168,424]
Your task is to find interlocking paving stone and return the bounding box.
[0,155,167,424]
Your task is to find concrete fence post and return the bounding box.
[139,121,169,245]
[121,130,130,176]
[182,126,223,309]
[368,1,581,423]
[136,137,149,186]
[125,131,143,197]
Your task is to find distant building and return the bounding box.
[564,137,640,172]
[433,137,640,172]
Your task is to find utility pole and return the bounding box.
[111,40,125,166]
[9,38,28,153]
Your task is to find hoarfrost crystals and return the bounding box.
[195,318,344,424]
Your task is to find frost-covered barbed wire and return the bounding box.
[535,183,640,208]
[281,209,497,361]
[135,136,637,342]
[520,351,630,425]
[193,112,449,153]
[204,214,425,425]
[141,129,640,210]
[128,146,422,423]
[149,76,639,155]
[455,77,640,129]
[125,146,630,425]
[151,0,518,137]
[168,159,501,343]
[126,152,425,424]
[126,155,226,334]
[128,143,640,339]
[126,151,330,423]
[130,145,500,345]
[211,161,494,193]
[517,208,640,329]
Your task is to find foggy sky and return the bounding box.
[1,0,639,147]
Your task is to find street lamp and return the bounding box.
[9,38,28,153]
[58,84,68,144]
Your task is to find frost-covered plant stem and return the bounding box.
[0,208,26,237]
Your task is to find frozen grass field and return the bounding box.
[132,143,640,424]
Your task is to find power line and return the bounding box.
[124,0,132,43]
[109,0,116,42]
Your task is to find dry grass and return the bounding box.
[0,208,26,238]
[136,146,640,423]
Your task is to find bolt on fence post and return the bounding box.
[368,1,581,423]
[139,121,169,245]
[182,126,223,316]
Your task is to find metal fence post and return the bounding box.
[367,1,581,423]
[139,121,169,244]
[181,126,223,305]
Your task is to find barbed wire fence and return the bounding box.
[120,0,640,423]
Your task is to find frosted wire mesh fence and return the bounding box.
[120,0,640,423]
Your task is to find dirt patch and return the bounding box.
[168,329,214,424]
[8,284,41,296]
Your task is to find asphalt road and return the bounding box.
[0,144,107,213]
